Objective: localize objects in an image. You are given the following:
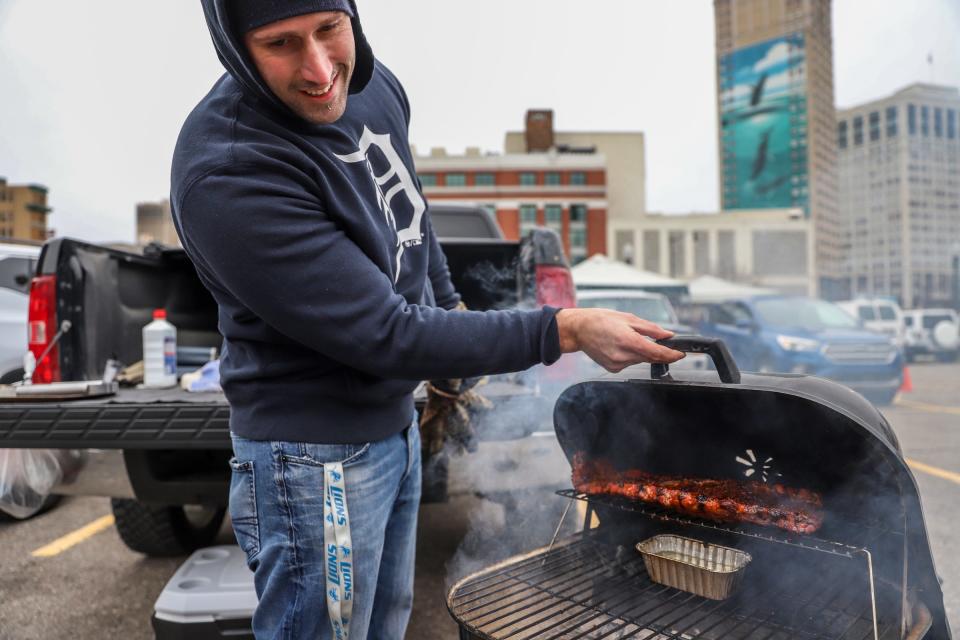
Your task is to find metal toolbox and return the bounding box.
[636,534,751,600]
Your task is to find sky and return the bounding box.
[0,0,958,243]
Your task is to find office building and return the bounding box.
[837,83,960,308]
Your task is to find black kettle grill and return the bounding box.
[447,336,950,640]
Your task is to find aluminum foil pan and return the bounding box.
[636,534,752,600]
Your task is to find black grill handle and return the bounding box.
[651,335,741,384]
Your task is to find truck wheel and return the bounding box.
[111,499,225,557]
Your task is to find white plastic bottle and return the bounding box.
[143,309,177,388]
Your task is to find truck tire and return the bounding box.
[111,499,226,557]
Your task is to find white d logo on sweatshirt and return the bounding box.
[335,126,425,283]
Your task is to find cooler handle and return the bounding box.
[651,335,741,384]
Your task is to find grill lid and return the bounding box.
[552,336,950,639]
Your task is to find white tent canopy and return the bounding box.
[571,255,686,290]
[686,275,776,302]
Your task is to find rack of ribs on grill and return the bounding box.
[572,454,824,535]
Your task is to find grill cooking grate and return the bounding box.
[554,490,891,560]
[448,535,899,640]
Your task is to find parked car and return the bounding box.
[901,308,960,362]
[680,295,903,405]
[0,242,40,384]
[576,289,708,373]
[835,297,905,348]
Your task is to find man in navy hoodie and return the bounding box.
[172,1,683,637]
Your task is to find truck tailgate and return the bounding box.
[0,382,536,450]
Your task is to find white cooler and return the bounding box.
[152,546,255,639]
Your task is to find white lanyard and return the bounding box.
[323,462,353,640]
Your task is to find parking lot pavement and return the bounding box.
[0,360,958,639]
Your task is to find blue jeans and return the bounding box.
[228,418,421,639]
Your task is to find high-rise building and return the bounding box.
[0,178,52,242]
[714,0,842,297]
[136,199,181,247]
[837,84,960,308]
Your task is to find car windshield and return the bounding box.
[578,296,675,324]
[754,298,859,331]
[858,306,876,321]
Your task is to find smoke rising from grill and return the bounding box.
[441,364,585,588]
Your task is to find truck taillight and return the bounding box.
[535,265,577,309]
[28,275,61,383]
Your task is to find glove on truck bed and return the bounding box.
[0,205,575,555]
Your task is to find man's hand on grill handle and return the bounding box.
[556,308,685,373]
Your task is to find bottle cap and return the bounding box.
[153,309,167,319]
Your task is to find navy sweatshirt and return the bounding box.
[170,1,561,444]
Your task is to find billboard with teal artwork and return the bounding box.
[719,34,808,212]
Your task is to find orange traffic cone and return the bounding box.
[899,367,913,393]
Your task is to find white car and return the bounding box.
[0,242,40,384]
[902,308,960,363]
[836,298,905,348]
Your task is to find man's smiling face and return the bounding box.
[244,11,356,125]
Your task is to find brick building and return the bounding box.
[414,149,607,264]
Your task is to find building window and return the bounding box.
[544,205,562,233]
[908,104,917,135]
[668,231,685,278]
[837,120,848,149]
[569,172,586,185]
[853,116,863,146]
[544,172,561,186]
[934,107,943,138]
[693,231,710,275]
[921,105,929,136]
[445,173,466,187]
[948,109,957,139]
[868,111,880,141]
[475,173,495,186]
[643,231,660,273]
[418,173,437,187]
[886,106,897,137]
[520,205,537,223]
[519,172,536,186]
[519,205,537,235]
[570,228,586,249]
[569,204,587,223]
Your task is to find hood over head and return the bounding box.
[200,0,374,120]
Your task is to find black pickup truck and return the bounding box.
[0,205,575,555]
